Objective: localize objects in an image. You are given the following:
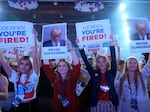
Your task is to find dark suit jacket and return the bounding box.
[131,33,150,40]
[79,46,119,108]
[43,40,66,47]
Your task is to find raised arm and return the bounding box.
[116,43,121,66]
[32,29,40,75]
[75,38,94,75]
[142,53,150,78]
[67,40,79,65]
[110,35,117,77]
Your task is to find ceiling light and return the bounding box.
[53,2,58,6]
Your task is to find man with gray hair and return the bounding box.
[130,21,150,40]
[43,28,66,47]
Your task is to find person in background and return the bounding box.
[37,59,54,112]
[118,54,150,112]
[0,73,8,112]
[76,36,119,112]
[0,29,40,112]
[114,44,125,95]
[43,28,66,47]
[43,40,81,112]
[140,53,150,97]
[0,62,15,112]
[130,21,150,40]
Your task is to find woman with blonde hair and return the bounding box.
[118,55,150,112]
[76,37,119,112]
[0,29,40,112]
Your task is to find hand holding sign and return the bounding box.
[75,38,83,49]
[110,34,118,46]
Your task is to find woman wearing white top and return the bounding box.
[0,29,40,112]
[118,54,150,112]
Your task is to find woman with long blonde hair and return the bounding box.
[118,55,150,112]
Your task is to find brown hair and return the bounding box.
[55,59,72,80]
[119,56,146,97]
[95,54,111,71]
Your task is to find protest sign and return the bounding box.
[127,17,150,53]
[75,19,111,47]
[41,23,68,59]
[0,21,34,48]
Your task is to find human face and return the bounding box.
[138,27,146,37]
[97,57,107,71]
[119,63,125,72]
[51,32,61,43]
[57,61,69,76]
[127,58,138,72]
[19,60,31,74]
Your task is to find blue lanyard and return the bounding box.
[59,79,66,96]
[127,75,137,97]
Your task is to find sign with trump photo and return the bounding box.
[127,17,150,53]
[41,23,68,59]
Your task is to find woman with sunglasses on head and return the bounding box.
[43,40,81,112]
[0,29,40,112]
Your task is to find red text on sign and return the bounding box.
[0,37,28,43]
[82,34,106,41]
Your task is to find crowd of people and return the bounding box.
[0,28,150,112]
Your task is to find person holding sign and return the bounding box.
[43,40,81,112]
[0,29,40,112]
[76,36,119,112]
[117,54,150,112]
[130,21,150,40]
[43,28,66,47]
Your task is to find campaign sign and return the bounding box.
[129,41,150,53]
[126,17,150,53]
[75,19,111,47]
[41,23,68,59]
[0,21,34,48]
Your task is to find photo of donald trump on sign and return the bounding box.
[41,23,68,59]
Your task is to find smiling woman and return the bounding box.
[43,40,81,112]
